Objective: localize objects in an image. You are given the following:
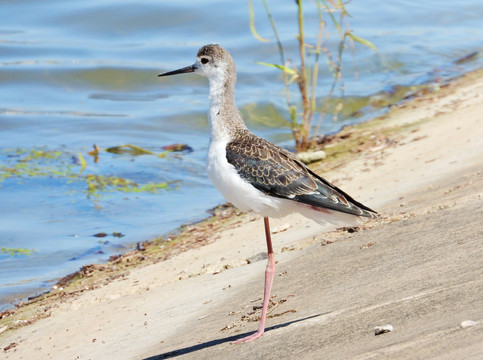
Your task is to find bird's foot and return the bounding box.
[231,330,264,344]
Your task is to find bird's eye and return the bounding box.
[200,58,209,64]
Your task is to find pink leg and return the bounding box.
[232,217,275,344]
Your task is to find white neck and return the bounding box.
[208,69,226,141]
[206,66,245,144]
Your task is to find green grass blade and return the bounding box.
[319,0,342,34]
[249,0,270,42]
[346,32,377,52]
[256,61,298,76]
[78,151,87,172]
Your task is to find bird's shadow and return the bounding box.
[143,313,327,359]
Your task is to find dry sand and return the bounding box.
[1,70,482,359]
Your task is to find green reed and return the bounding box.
[249,0,376,152]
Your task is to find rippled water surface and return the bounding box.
[1,0,482,309]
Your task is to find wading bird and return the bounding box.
[159,44,377,343]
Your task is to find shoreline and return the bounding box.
[0,61,475,312]
[1,68,482,359]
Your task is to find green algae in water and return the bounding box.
[0,146,172,198]
[85,174,169,197]
[0,247,34,256]
[1,147,72,180]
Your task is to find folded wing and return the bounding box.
[225,132,377,219]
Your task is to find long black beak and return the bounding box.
[158,64,197,77]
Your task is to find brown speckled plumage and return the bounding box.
[226,128,377,218]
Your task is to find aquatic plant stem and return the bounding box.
[310,2,325,133]
[296,0,311,151]
[262,0,296,140]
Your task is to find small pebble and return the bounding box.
[460,320,478,328]
[374,324,393,335]
[297,150,326,164]
[272,223,292,234]
[246,252,267,264]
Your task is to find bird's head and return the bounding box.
[158,44,235,84]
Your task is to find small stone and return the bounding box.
[272,223,292,234]
[3,342,17,352]
[246,252,267,264]
[374,324,393,335]
[297,150,327,164]
[460,320,478,328]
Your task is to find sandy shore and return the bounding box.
[1,70,482,359]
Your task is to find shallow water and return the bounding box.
[0,0,482,309]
